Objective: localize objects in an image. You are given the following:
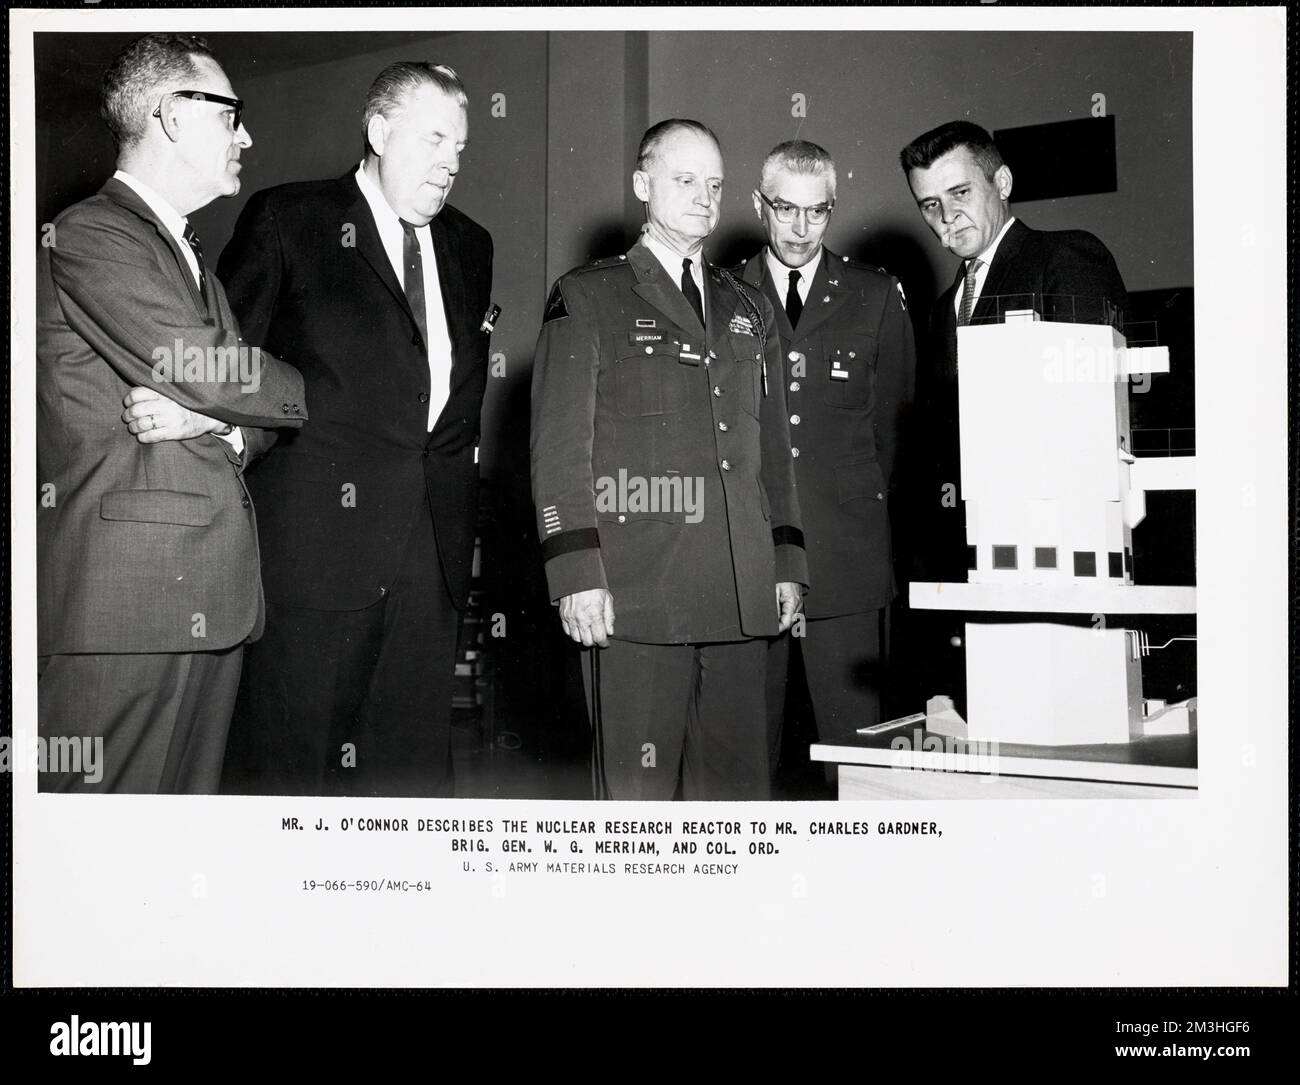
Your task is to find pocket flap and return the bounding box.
[835,458,887,505]
[100,489,215,526]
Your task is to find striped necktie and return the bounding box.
[957,257,983,326]
[182,222,207,300]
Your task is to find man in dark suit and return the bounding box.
[37,34,307,793]
[735,140,915,778]
[898,119,1128,708]
[216,62,493,797]
[531,119,807,801]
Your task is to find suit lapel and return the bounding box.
[339,174,419,327]
[788,249,851,340]
[629,241,706,339]
[972,218,1029,320]
[100,179,208,317]
[704,261,735,348]
[747,253,796,342]
[430,214,467,347]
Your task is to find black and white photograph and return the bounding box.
[7,2,1289,1012]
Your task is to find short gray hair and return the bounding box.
[362,61,468,152]
[100,33,217,152]
[636,118,720,172]
[760,139,837,200]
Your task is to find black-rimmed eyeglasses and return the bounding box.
[757,190,834,226]
[153,90,244,132]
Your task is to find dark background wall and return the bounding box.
[33,29,1195,772]
[36,28,1193,437]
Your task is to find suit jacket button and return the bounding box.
[412,334,422,347]
[281,403,290,413]
[788,350,802,363]
[241,496,250,508]
[717,421,728,432]
[791,447,800,458]
[712,386,722,397]
[790,381,800,392]
[419,392,430,403]
[790,414,801,425]
[720,459,731,471]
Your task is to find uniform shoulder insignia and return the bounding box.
[543,280,569,323]
[842,254,890,277]
[578,254,630,273]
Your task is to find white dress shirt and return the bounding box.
[641,228,707,324]
[355,163,453,430]
[113,169,244,454]
[765,245,821,308]
[953,215,1017,319]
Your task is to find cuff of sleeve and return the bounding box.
[216,425,246,456]
[774,543,809,590]
[543,531,608,602]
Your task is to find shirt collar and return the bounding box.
[112,169,188,247]
[764,245,821,290]
[972,215,1016,269]
[640,228,705,283]
[355,161,418,236]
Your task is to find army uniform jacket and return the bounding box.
[531,240,809,644]
[736,248,915,619]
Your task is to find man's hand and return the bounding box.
[122,386,231,444]
[558,588,615,648]
[775,581,803,633]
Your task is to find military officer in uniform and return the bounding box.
[735,140,916,776]
[530,119,808,801]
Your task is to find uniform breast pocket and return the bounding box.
[824,332,877,409]
[614,346,690,417]
[727,335,764,419]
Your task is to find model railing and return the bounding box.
[969,292,1125,330]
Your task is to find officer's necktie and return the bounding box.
[785,268,803,328]
[957,256,983,327]
[182,222,208,301]
[681,257,705,327]
[400,219,429,352]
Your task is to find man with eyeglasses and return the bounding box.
[531,119,807,800]
[213,62,494,798]
[36,34,307,792]
[734,140,915,790]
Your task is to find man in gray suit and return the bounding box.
[36,34,306,792]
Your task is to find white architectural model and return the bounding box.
[910,306,1196,745]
